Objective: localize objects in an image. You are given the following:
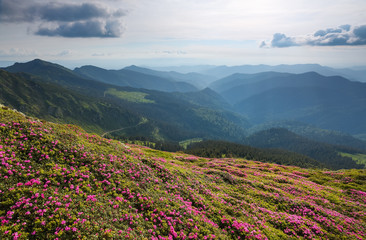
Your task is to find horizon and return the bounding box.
[1,58,366,72]
[1,0,366,69]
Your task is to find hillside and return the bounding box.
[0,62,250,142]
[1,106,366,239]
[74,65,198,93]
[124,65,216,89]
[185,140,325,169]
[245,128,365,170]
[248,121,366,151]
[0,69,143,134]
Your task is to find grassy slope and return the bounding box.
[0,70,143,135]
[0,107,365,240]
[340,152,366,167]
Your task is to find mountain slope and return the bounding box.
[234,85,366,134]
[74,65,198,92]
[209,72,292,103]
[1,107,365,239]
[0,69,143,134]
[248,121,366,151]
[245,128,364,170]
[210,71,366,135]
[174,87,232,110]
[1,60,250,142]
[203,63,366,82]
[125,65,216,89]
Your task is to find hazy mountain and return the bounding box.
[203,64,366,82]
[149,65,216,74]
[235,86,366,134]
[211,71,366,104]
[74,65,198,92]
[125,65,217,89]
[174,87,232,110]
[210,71,366,135]
[209,72,291,103]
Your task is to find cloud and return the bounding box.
[261,24,366,48]
[36,20,124,38]
[0,48,39,57]
[38,3,110,22]
[0,0,127,38]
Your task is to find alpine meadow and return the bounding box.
[1,0,366,239]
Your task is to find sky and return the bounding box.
[0,0,365,69]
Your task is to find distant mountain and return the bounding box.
[124,65,217,89]
[1,59,250,142]
[74,65,198,92]
[149,65,216,74]
[210,71,366,135]
[174,87,232,110]
[245,128,364,170]
[203,63,366,82]
[209,72,291,103]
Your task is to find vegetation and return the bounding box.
[248,121,366,151]
[1,107,366,239]
[185,140,325,169]
[0,64,249,142]
[0,70,143,134]
[339,152,366,167]
[245,128,364,170]
[105,89,155,104]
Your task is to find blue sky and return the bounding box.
[0,0,365,69]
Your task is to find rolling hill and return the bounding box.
[0,106,365,239]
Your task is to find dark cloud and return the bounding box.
[36,20,123,38]
[0,0,126,38]
[0,0,36,22]
[261,24,366,48]
[353,25,366,43]
[39,3,110,22]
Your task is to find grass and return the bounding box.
[179,138,202,149]
[105,88,155,103]
[340,152,366,167]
